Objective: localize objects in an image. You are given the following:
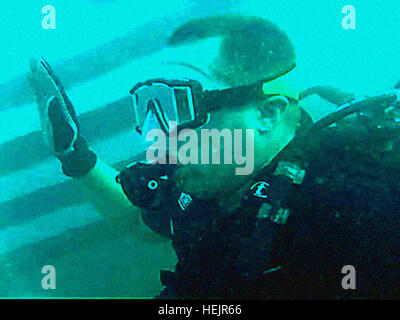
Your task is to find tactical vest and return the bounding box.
[116,159,304,298]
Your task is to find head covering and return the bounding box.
[167,15,297,97]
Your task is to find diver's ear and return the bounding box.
[255,96,286,134]
[256,95,289,121]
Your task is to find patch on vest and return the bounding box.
[178,192,193,211]
[250,181,270,199]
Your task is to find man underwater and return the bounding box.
[29,15,400,299]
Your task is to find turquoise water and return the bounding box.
[0,0,400,297]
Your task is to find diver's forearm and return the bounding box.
[77,158,169,242]
[77,158,141,223]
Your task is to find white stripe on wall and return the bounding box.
[0,203,101,255]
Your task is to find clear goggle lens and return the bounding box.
[131,81,197,135]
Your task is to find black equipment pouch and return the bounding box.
[116,161,185,238]
[116,161,178,211]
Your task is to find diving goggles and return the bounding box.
[130,78,206,134]
[130,67,300,135]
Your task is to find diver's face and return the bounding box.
[173,96,299,199]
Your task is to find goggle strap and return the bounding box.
[199,82,265,113]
